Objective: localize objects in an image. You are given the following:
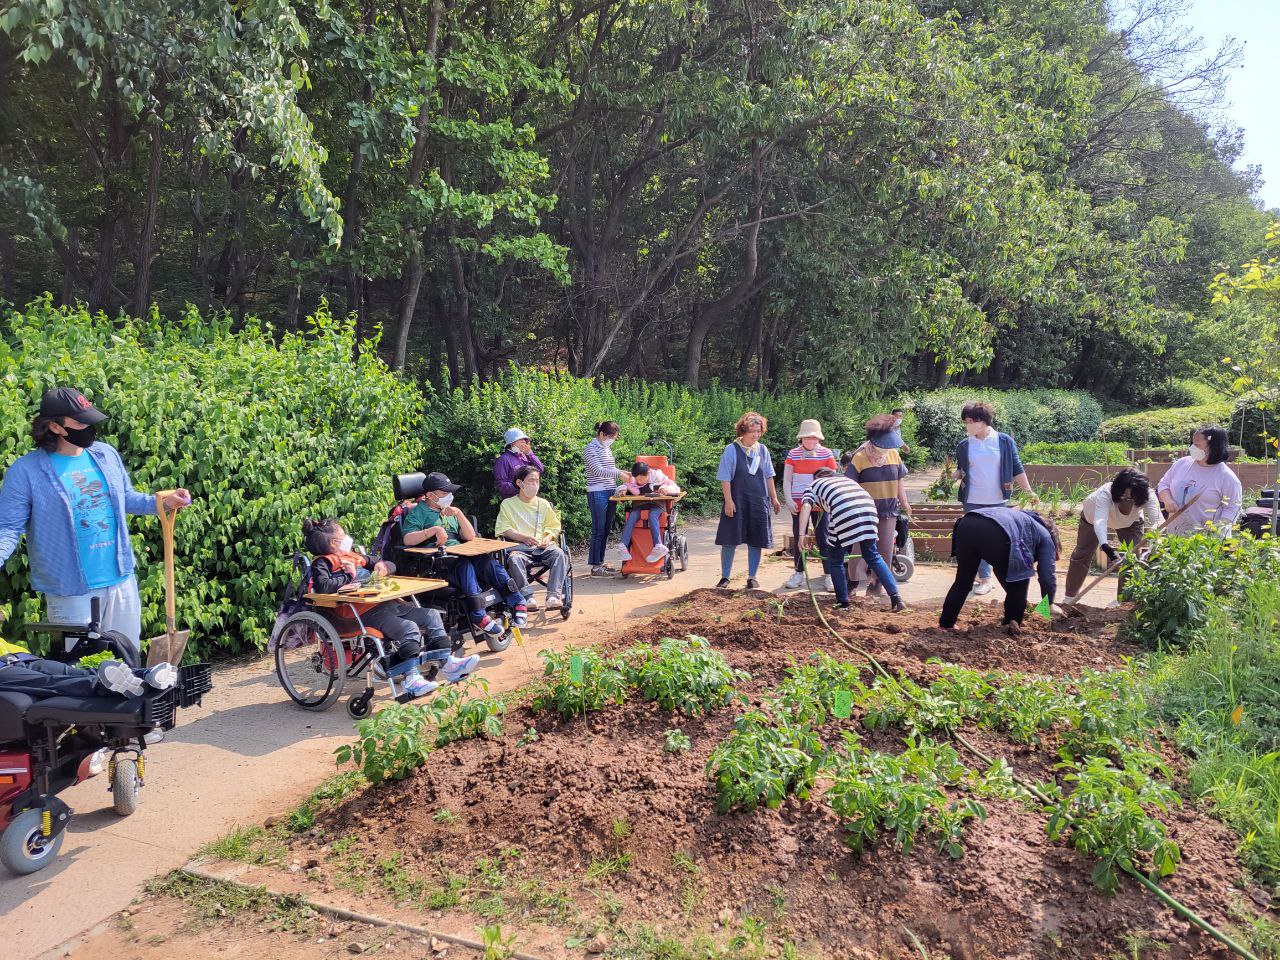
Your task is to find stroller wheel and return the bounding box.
[111,757,141,816]
[1,808,65,875]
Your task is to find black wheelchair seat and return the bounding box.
[0,691,35,742]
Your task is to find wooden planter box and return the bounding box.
[910,534,953,561]
[1128,447,1244,464]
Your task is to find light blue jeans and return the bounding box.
[621,507,665,550]
[45,575,142,664]
[721,544,762,579]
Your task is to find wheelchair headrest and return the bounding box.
[393,472,427,501]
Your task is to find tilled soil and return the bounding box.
[294,590,1258,959]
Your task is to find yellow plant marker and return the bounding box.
[1231,704,1244,726]
[511,625,525,647]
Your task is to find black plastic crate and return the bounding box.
[141,690,178,730]
[177,663,213,708]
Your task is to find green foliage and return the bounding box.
[1099,402,1234,447]
[772,652,865,727]
[530,646,628,720]
[1122,532,1280,649]
[1146,380,1226,409]
[622,635,748,717]
[904,389,1104,457]
[431,679,507,747]
[1043,750,1182,893]
[706,712,827,813]
[663,729,692,754]
[335,702,436,785]
[827,736,986,859]
[0,299,424,659]
[1021,442,1131,465]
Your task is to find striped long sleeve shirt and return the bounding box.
[583,438,622,492]
[803,475,880,548]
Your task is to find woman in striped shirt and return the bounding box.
[582,421,633,576]
[797,468,907,612]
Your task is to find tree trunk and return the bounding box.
[132,125,164,318]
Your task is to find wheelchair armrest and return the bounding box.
[23,621,92,635]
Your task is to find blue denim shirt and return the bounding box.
[0,443,158,596]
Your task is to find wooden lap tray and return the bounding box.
[305,575,449,608]
[404,537,514,558]
[610,491,686,505]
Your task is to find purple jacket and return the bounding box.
[493,449,545,499]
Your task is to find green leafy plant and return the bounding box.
[1021,441,1131,465]
[623,635,748,716]
[481,923,517,960]
[76,650,117,670]
[531,646,629,720]
[1044,750,1182,892]
[773,653,865,727]
[664,728,692,753]
[430,680,507,747]
[335,702,435,784]
[706,712,827,812]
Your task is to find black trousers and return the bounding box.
[359,603,449,664]
[940,514,1031,628]
[0,658,106,699]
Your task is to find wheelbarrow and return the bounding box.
[145,490,192,667]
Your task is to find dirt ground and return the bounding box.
[77,588,1267,960]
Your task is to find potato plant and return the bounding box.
[706,712,827,812]
[623,635,749,716]
[531,646,629,720]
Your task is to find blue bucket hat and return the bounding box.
[503,427,530,447]
[869,428,904,450]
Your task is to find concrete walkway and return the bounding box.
[5,490,1114,958]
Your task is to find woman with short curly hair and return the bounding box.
[714,411,781,589]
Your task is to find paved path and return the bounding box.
[6,487,1114,958]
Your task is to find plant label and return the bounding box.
[1035,596,1052,620]
[569,654,584,683]
[833,690,852,718]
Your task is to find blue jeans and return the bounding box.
[824,538,899,606]
[721,544,762,579]
[587,490,617,566]
[621,507,665,549]
[963,502,1006,581]
[444,557,521,619]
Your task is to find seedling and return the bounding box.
[664,728,692,753]
[671,850,699,874]
[517,726,539,746]
[434,808,459,825]
[585,853,633,880]
[481,923,517,960]
[612,816,633,840]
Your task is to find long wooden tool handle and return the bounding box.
[155,491,180,662]
[1073,491,1204,603]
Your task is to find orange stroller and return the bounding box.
[613,440,689,580]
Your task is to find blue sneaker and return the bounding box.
[440,654,480,684]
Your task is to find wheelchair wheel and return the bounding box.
[560,564,574,620]
[486,626,513,653]
[347,691,373,719]
[274,611,346,710]
[678,535,689,572]
[112,757,140,816]
[0,808,64,876]
[892,550,915,584]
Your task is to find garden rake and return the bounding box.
[145,490,191,667]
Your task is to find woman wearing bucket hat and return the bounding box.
[0,387,193,667]
[782,420,837,591]
[844,414,911,597]
[493,428,545,500]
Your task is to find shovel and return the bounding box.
[145,490,191,667]
[1063,491,1203,613]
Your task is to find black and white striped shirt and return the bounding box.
[803,475,880,547]
[583,438,621,492]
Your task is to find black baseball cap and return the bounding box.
[422,471,462,494]
[39,387,106,425]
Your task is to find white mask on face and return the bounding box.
[338,535,354,553]
[601,436,615,447]
[437,493,455,509]
[1188,445,1207,463]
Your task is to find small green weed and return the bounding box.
[612,816,633,840]
[481,923,517,960]
[671,850,699,874]
[585,852,633,880]
[196,824,283,864]
[434,808,460,825]
[664,728,692,753]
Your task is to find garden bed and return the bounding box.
[207,590,1274,960]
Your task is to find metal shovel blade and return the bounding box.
[145,630,191,668]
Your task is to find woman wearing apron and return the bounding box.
[715,411,781,588]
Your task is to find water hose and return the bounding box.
[794,550,1260,960]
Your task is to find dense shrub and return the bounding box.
[903,389,1104,456]
[1230,389,1280,458]
[424,367,924,540]
[1099,402,1234,447]
[1020,442,1131,465]
[0,298,424,659]
[1145,379,1224,409]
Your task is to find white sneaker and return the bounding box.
[784,571,805,590]
[405,672,439,698]
[972,579,994,596]
[144,663,178,690]
[823,576,834,592]
[646,544,670,563]
[524,596,541,612]
[1061,595,1079,606]
[615,545,632,562]
[546,595,565,609]
[143,728,164,744]
[98,660,144,698]
[1106,600,1122,609]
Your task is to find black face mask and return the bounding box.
[62,423,96,448]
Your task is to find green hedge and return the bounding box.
[902,388,1105,458]
[422,367,926,541]
[0,298,424,659]
[1020,442,1131,465]
[1099,402,1233,447]
[1145,379,1225,409]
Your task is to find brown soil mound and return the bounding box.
[298,590,1254,959]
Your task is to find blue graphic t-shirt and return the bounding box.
[50,451,124,590]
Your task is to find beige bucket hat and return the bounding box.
[796,419,824,440]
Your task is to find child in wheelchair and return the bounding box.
[615,461,680,564]
[302,518,478,695]
[400,472,528,631]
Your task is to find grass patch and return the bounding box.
[585,853,633,881]
[146,872,319,934]
[196,825,285,865]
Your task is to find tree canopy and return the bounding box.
[0,0,1273,403]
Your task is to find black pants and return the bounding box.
[0,658,110,699]
[360,603,449,664]
[940,514,1031,628]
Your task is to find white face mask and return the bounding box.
[338,535,354,553]
[1188,445,1207,463]
[436,493,455,509]
[601,436,615,447]
[893,418,903,429]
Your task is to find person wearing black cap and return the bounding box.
[401,471,527,635]
[0,387,192,668]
